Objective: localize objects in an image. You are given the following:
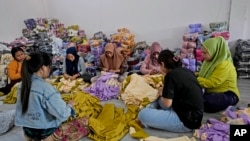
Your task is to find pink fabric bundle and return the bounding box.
[187,48,194,53]
[195,49,203,61]
[183,41,197,48]
[181,48,188,54]
[221,32,230,40]
[183,33,198,41]
[212,32,230,40]
[182,41,188,49]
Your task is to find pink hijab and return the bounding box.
[149,42,162,66]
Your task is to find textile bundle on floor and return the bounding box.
[0,110,15,135]
[88,103,139,141]
[120,74,162,106]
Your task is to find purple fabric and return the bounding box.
[225,106,250,124]
[84,72,120,101]
[195,118,229,141]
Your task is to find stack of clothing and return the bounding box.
[233,39,250,78]
[180,32,198,72]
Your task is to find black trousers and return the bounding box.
[0,79,21,95]
[203,91,239,113]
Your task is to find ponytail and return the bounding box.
[20,56,32,114]
[20,52,51,114]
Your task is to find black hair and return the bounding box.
[157,49,182,69]
[20,52,52,114]
[11,47,24,59]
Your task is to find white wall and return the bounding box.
[229,0,250,41]
[0,0,46,42]
[2,0,249,50]
[46,0,231,49]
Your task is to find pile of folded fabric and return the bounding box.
[180,32,198,72]
[233,39,250,79]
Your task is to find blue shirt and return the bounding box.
[15,75,72,129]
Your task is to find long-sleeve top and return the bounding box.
[197,60,240,99]
[62,57,86,76]
[15,75,73,129]
[140,55,161,75]
[7,60,22,80]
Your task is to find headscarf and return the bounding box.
[100,43,124,70]
[66,47,79,75]
[150,42,162,66]
[199,36,233,78]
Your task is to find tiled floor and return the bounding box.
[0,79,249,141]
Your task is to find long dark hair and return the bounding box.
[158,49,182,69]
[11,47,24,60]
[21,52,52,114]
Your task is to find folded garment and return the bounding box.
[188,41,197,48]
[183,33,198,41]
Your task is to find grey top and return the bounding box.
[62,57,86,76]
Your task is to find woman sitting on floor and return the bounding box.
[137,49,204,132]
[0,47,25,95]
[63,46,93,83]
[140,42,162,75]
[197,36,240,113]
[100,43,125,74]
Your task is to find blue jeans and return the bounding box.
[138,98,191,132]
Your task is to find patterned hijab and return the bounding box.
[199,36,233,78]
[66,47,79,75]
[100,43,124,70]
[150,42,162,66]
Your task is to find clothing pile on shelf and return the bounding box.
[180,23,204,72]
[0,44,12,88]
[180,21,231,73]
[126,41,149,72]
[233,39,250,79]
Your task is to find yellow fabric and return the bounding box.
[7,59,22,80]
[0,92,4,97]
[2,83,19,104]
[128,120,149,139]
[120,74,159,106]
[141,136,196,141]
[197,60,240,99]
[88,103,139,141]
[61,91,102,120]
[143,74,164,89]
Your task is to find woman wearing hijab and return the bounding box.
[198,36,240,113]
[63,47,92,83]
[140,42,162,75]
[100,43,125,74]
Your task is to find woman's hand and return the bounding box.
[102,68,108,72]
[194,72,199,77]
[71,73,80,80]
[68,100,75,107]
[109,69,120,73]
[150,69,159,75]
[157,87,163,97]
[64,73,71,79]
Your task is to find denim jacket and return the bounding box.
[15,75,73,129]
